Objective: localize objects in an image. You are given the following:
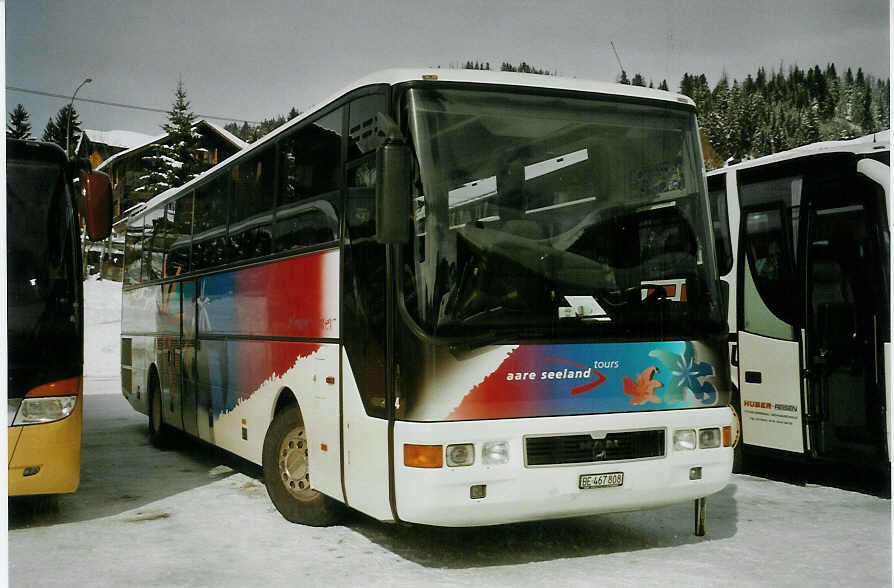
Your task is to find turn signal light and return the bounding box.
[404,444,443,468]
[722,426,732,447]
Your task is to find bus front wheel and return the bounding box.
[262,405,343,526]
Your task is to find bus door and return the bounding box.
[180,279,199,437]
[738,203,805,454]
[802,169,888,461]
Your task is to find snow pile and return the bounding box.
[83,276,122,389]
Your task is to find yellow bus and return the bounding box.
[7,138,111,495]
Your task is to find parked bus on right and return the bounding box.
[708,131,890,472]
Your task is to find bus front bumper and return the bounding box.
[393,407,733,527]
[8,398,82,496]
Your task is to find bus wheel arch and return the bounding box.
[147,365,173,449]
[261,398,342,526]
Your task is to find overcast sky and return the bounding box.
[5,0,890,137]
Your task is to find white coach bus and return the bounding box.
[120,69,734,533]
[707,132,890,471]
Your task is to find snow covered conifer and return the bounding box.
[7,104,33,140]
[134,79,207,199]
[162,78,207,187]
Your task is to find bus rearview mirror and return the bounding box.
[375,140,412,244]
[81,170,113,242]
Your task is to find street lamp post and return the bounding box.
[66,77,92,158]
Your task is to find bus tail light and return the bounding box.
[404,444,443,468]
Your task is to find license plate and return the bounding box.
[579,472,624,489]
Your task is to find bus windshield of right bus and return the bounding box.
[404,87,724,341]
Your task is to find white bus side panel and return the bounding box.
[737,331,804,453]
[341,350,392,520]
[211,343,344,502]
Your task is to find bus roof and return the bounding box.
[707,130,890,176]
[135,68,695,218]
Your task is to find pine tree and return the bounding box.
[803,100,822,144]
[42,104,81,153]
[42,118,60,145]
[133,79,204,198]
[132,144,173,198]
[7,104,33,140]
[872,79,890,131]
[163,79,204,187]
[631,73,646,87]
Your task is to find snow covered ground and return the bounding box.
[7,278,892,587]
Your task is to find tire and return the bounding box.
[262,404,343,526]
[148,372,174,449]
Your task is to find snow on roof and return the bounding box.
[80,129,154,150]
[199,120,249,150]
[96,119,248,171]
[708,130,890,175]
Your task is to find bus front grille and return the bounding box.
[524,429,666,466]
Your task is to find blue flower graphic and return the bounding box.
[649,342,717,405]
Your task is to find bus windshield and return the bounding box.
[404,87,724,340]
[6,156,82,398]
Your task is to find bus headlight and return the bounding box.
[482,441,510,465]
[12,396,77,425]
[446,443,475,467]
[673,429,697,451]
[698,428,721,448]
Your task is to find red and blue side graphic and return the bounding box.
[447,341,719,420]
[195,250,338,417]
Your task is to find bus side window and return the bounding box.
[274,108,343,252]
[166,193,193,276]
[124,217,144,285]
[192,175,229,271]
[707,174,732,275]
[142,207,165,283]
[347,94,385,159]
[229,147,275,262]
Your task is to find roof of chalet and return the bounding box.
[96,119,248,172]
[76,129,154,153]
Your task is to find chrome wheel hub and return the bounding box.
[278,426,314,501]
